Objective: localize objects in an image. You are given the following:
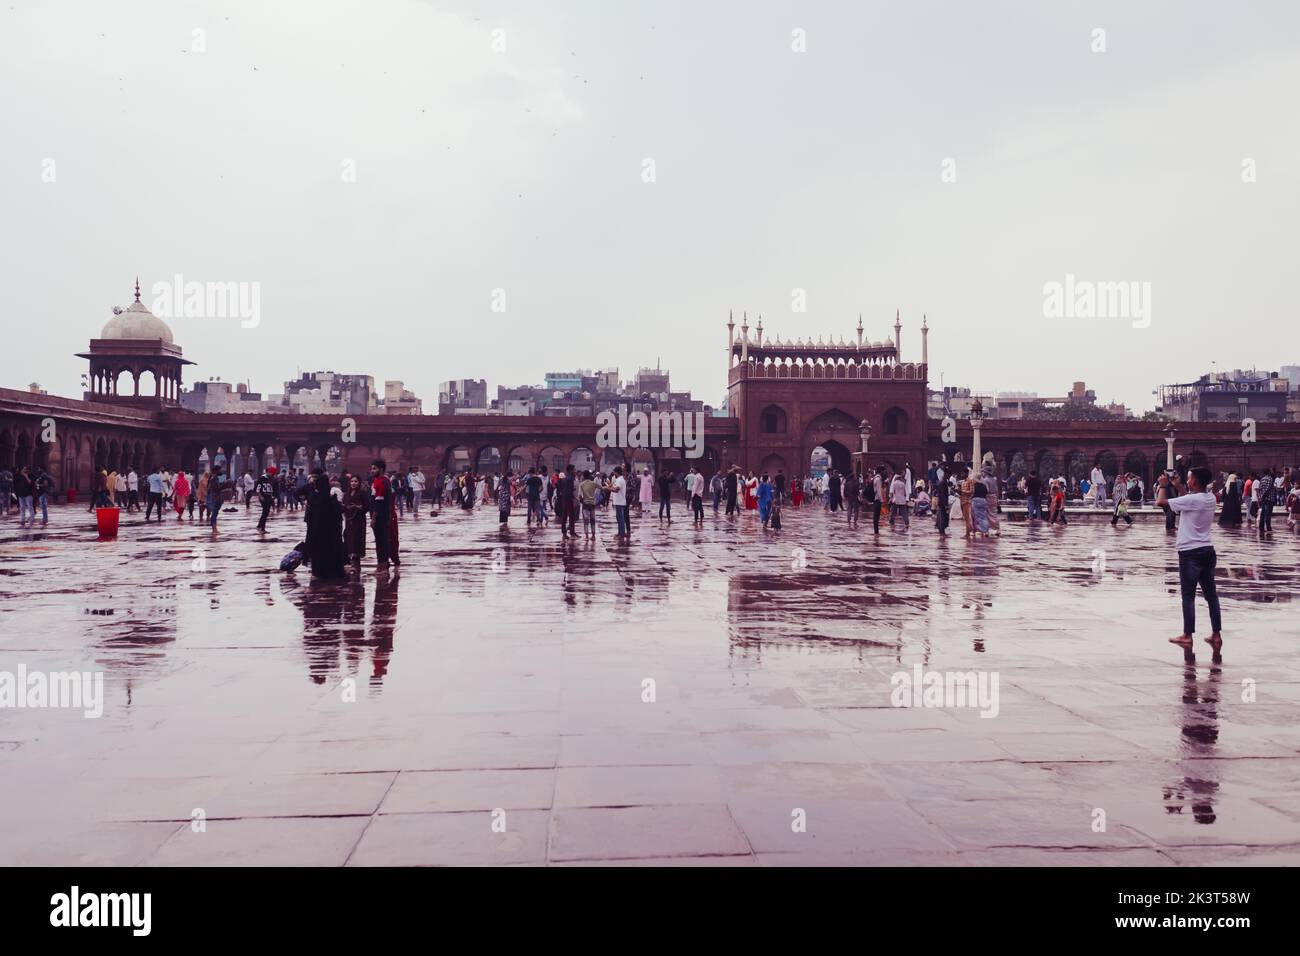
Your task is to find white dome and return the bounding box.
[101,299,174,344]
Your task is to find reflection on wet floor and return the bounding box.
[1,503,1298,865]
[1165,652,1222,825]
[278,571,400,690]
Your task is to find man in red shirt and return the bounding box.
[370,459,398,569]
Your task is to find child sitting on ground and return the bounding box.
[280,540,308,572]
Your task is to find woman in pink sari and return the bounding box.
[172,471,190,519]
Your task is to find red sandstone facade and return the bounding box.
[1,309,1298,493]
[725,315,928,477]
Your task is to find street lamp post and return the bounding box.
[1164,423,1176,471]
[969,399,985,472]
[856,419,871,476]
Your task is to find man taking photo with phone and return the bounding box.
[1156,465,1222,654]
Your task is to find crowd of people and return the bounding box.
[5,454,1299,651]
[5,457,1300,540]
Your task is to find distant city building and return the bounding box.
[927,381,1126,420]
[634,365,671,399]
[379,380,422,415]
[929,386,994,419]
[1157,368,1292,422]
[491,363,712,418]
[544,371,586,392]
[438,378,488,415]
[994,382,1098,419]
[284,371,378,415]
[181,379,279,413]
[596,367,620,393]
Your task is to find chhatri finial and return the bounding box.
[134,277,141,303]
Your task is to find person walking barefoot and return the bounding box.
[1157,466,1223,654]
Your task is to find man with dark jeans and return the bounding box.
[254,468,276,532]
[14,467,35,525]
[205,467,225,530]
[658,470,673,521]
[144,468,165,521]
[525,467,543,526]
[557,465,577,539]
[724,468,738,516]
[935,476,950,536]
[1158,466,1222,654]
[611,466,629,538]
[1257,467,1276,534]
[1025,470,1042,520]
[688,467,705,526]
[774,470,786,505]
[35,469,52,524]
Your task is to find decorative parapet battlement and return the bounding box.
[729,358,927,384]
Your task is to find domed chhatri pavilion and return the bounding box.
[76,279,194,406]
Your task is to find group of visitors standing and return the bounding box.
[0,466,55,526]
[292,459,401,578]
[1214,468,1298,535]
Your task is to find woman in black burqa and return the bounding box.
[304,470,347,579]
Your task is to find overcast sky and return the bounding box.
[3,0,1298,412]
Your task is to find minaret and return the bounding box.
[894,309,902,361]
[756,315,763,347]
[727,309,735,365]
[856,313,863,348]
[740,312,749,364]
[921,314,929,366]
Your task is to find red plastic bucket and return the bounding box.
[96,506,120,537]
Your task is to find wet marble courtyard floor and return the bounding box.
[1,501,1298,866]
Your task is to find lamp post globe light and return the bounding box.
[857,419,871,477]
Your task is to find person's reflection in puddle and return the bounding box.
[367,567,400,691]
[281,576,348,685]
[1162,648,1222,824]
[283,570,399,689]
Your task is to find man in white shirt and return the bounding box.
[408,466,426,516]
[1157,466,1222,653]
[610,466,629,538]
[889,472,909,528]
[871,469,884,533]
[1091,465,1107,508]
[688,467,705,525]
[126,468,140,511]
